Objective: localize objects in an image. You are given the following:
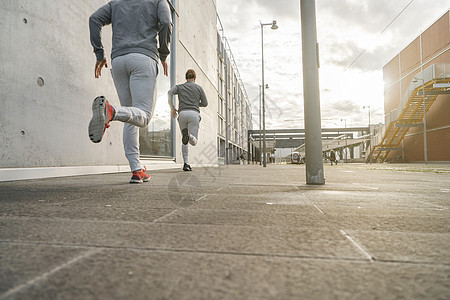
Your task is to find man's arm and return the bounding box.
[199,86,208,107]
[89,3,112,78]
[168,86,178,117]
[157,0,173,76]
[89,3,112,62]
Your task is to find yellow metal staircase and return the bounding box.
[370,63,450,162]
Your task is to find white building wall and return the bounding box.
[175,0,218,166]
[0,0,250,179]
[0,0,127,169]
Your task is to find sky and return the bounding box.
[216,0,450,130]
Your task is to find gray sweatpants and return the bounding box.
[111,53,158,172]
[178,110,200,164]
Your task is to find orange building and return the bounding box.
[378,10,450,162]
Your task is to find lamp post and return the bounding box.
[300,0,325,184]
[258,84,262,165]
[363,106,371,163]
[341,118,347,164]
[258,84,269,165]
[260,20,278,167]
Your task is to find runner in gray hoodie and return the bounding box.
[168,69,208,171]
[89,0,172,183]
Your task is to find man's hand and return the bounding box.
[95,59,108,78]
[171,108,178,118]
[161,60,168,76]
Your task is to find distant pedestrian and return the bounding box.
[88,0,172,183]
[168,69,208,171]
[330,150,338,165]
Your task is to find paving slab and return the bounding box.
[1,163,449,299]
[2,248,449,300]
[0,218,365,260]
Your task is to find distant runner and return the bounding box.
[330,150,338,165]
[168,69,208,171]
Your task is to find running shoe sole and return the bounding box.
[129,175,151,184]
[130,178,143,184]
[130,170,151,183]
[182,128,189,145]
[88,96,107,143]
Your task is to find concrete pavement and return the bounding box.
[1,163,449,299]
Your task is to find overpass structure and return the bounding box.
[247,127,369,162]
[248,127,368,148]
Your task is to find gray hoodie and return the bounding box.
[168,81,208,113]
[89,0,172,62]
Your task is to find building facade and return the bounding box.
[216,23,253,165]
[381,10,450,162]
[0,0,252,181]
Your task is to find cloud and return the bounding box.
[217,0,450,134]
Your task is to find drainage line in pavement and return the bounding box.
[3,240,449,266]
[0,248,101,299]
[340,230,374,261]
[313,204,325,214]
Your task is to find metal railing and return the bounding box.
[385,63,450,125]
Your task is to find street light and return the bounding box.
[260,20,278,167]
[258,84,269,165]
[363,106,371,164]
[413,77,428,164]
[341,118,347,164]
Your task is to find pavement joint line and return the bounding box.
[0,248,102,300]
[3,216,449,235]
[313,204,325,214]
[20,202,177,210]
[0,240,372,263]
[415,200,448,210]
[195,194,208,201]
[342,230,450,237]
[230,183,301,187]
[351,183,380,190]
[215,187,224,192]
[3,240,449,267]
[0,215,171,225]
[340,230,374,261]
[49,197,91,206]
[229,183,386,192]
[153,209,179,223]
[174,175,180,188]
[158,207,320,215]
[412,207,448,211]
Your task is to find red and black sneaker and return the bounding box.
[88,96,115,143]
[130,167,151,184]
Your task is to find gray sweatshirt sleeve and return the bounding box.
[199,86,208,107]
[168,85,178,110]
[89,3,112,61]
[157,0,173,62]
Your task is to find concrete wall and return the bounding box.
[174,0,219,166]
[0,0,222,172]
[0,0,126,168]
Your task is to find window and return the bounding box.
[218,116,223,136]
[139,58,172,157]
[218,59,223,77]
[218,77,223,96]
[218,96,222,116]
